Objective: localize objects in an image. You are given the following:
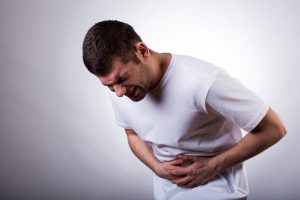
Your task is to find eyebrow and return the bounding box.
[103,72,127,86]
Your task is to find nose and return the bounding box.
[113,85,127,97]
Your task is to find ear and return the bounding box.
[135,42,150,62]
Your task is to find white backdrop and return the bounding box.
[0,0,299,199]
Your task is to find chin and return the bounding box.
[130,98,142,102]
[129,91,146,102]
[129,95,145,102]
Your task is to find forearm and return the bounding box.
[212,129,282,173]
[125,129,161,173]
[170,127,285,188]
[211,108,287,173]
[126,129,186,181]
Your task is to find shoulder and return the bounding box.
[172,54,221,78]
[170,54,222,85]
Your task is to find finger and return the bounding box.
[169,167,191,176]
[185,179,199,188]
[164,161,185,171]
[166,165,188,175]
[164,164,187,173]
[167,159,183,166]
[178,155,199,163]
[177,155,192,160]
[172,175,193,186]
[168,174,183,180]
[186,178,207,188]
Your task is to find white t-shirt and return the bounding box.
[109,54,269,199]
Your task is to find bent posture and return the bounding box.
[82,20,286,200]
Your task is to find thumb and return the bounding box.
[177,155,195,161]
[167,158,183,166]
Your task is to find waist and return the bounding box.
[153,148,220,162]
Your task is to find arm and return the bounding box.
[125,129,184,180]
[212,107,286,172]
[170,107,287,187]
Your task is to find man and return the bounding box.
[82,20,287,200]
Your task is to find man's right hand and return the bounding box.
[154,159,186,181]
[126,129,190,181]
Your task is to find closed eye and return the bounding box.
[116,77,125,84]
[106,76,126,92]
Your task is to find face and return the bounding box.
[98,58,152,102]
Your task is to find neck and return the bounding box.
[148,51,171,90]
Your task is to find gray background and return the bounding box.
[0,0,299,199]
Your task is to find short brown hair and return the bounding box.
[82,20,142,76]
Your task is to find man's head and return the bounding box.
[82,20,142,76]
[82,20,154,102]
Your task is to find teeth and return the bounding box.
[133,87,136,93]
[129,86,135,95]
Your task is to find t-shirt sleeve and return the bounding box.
[109,94,132,129]
[205,70,269,132]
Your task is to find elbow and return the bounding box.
[274,122,287,142]
[272,108,287,139]
[280,123,287,138]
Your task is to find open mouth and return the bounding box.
[127,86,137,97]
[132,87,139,98]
